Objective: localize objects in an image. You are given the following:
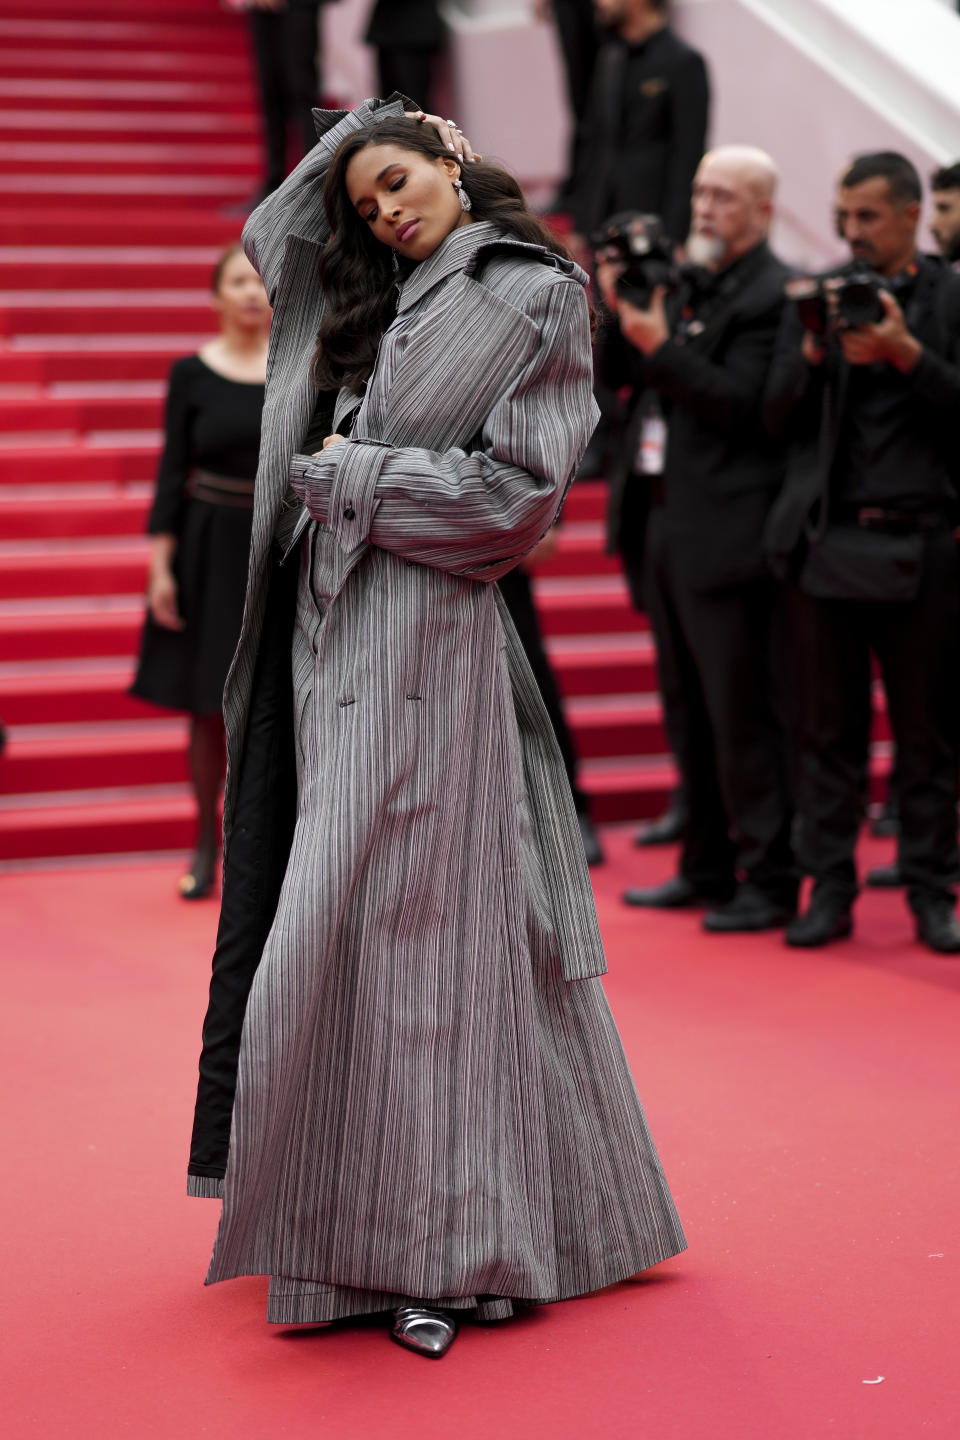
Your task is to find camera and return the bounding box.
[786,269,886,337]
[591,212,679,309]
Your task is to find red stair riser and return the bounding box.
[0,262,224,291]
[0,614,142,661]
[0,397,163,431]
[0,496,150,540]
[0,805,196,863]
[0,303,222,335]
[0,553,148,600]
[0,449,158,485]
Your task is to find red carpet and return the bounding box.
[3,829,958,1439]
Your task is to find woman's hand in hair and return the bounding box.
[404,110,478,164]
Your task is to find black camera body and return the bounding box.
[787,269,886,337]
[591,212,679,309]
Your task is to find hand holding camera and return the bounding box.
[788,272,921,373]
[592,212,677,355]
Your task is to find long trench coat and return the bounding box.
[187,98,685,1319]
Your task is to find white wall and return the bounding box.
[673,0,960,265]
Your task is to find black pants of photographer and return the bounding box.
[498,567,589,817]
[645,508,796,904]
[790,526,960,908]
[249,3,321,194]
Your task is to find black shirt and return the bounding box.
[831,260,955,508]
[148,354,265,535]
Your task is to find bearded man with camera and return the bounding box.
[604,146,797,933]
[766,151,960,952]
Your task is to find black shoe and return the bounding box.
[865,864,903,889]
[785,891,854,947]
[913,897,960,954]
[702,884,796,933]
[391,1306,458,1358]
[178,844,218,901]
[577,811,604,866]
[634,804,687,847]
[623,875,708,908]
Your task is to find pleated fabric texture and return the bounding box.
[198,112,686,1320]
[206,539,686,1321]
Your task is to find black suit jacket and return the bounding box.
[606,242,789,593]
[763,254,960,573]
[572,26,709,242]
[365,0,445,49]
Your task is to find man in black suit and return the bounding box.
[573,0,709,481]
[365,1,446,118]
[572,0,709,244]
[765,151,960,952]
[604,146,797,932]
[245,0,339,200]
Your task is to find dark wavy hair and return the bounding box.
[312,117,571,395]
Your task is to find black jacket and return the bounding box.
[572,26,709,242]
[365,0,445,49]
[763,254,960,572]
[605,241,789,592]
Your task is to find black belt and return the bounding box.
[185,467,255,510]
[831,504,947,534]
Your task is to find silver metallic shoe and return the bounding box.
[390,1306,458,1358]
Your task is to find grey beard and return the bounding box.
[685,233,726,269]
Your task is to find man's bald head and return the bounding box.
[689,146,779,269]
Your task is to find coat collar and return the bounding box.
[396,220,590,314]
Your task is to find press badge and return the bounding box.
[636,411,667,475]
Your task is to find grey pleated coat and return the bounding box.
[196,98,686,1322]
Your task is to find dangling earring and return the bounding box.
[391,249,400,274]
[453,177,472,213]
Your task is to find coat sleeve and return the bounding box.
[241,95,411,302]
[288,279,598,582]
[146,357,193,536]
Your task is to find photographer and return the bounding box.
[766,151,960,952]
[607,147,796,932]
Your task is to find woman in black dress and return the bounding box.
[131,245,270,898]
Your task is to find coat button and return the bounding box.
[343,504,356,520]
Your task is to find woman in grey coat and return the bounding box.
[187,97,686,1358]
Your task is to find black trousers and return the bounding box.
[790,527,960,906]
[551,0,598,197]
[376,49,439,117]
[249,5,321,190]
[621,518,687,822]
[645,507,795,900]
[498,567,588,815]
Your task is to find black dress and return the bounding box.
[131,355,264,717]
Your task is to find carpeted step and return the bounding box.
[0,78,257,114]
[0,488,150,540]
[0,177,254,215]
[0,109,261,145]
[0,246,225,292]
[1,143,261,179]
[0,290,228,336]
[0,598,144,661]
[0,392,163,433]
[0,16,250,54]
[0,658,145,724]
[1,48,252,84]
[0,346,202,387]
[0,210,245,245]
[0,540,150,600]
[0,784,198,862]
[0,443,158,486]
[1,718,188,794]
